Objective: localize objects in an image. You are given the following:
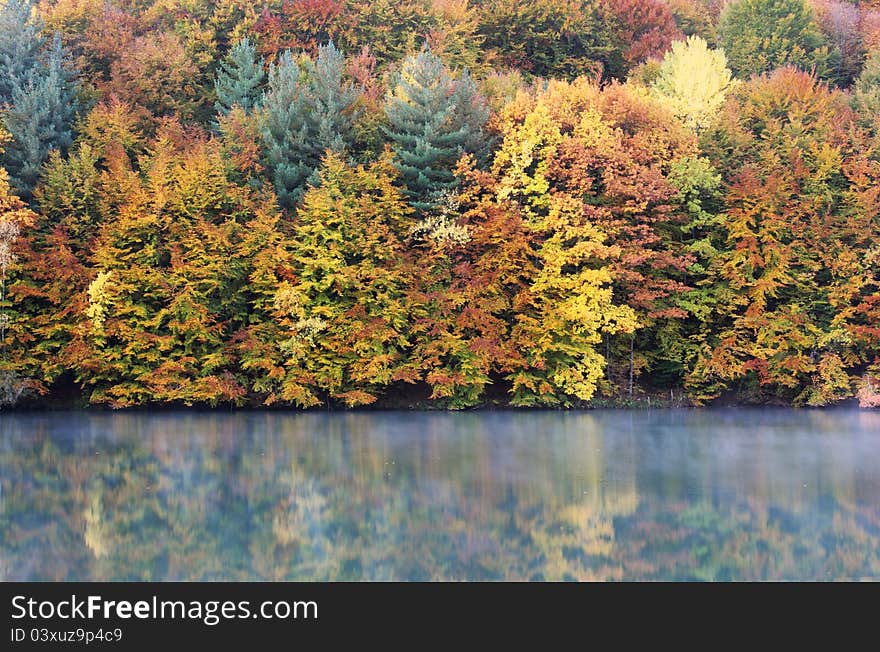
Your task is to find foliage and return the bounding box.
[692,67,873,404]
[1,34,79,196]
[384,45,488,211]
[254,152,417,407]
[0,0,878,408]
[260,42,361,209]
[649,35,737,133]
[476,0,613,80]
[0,0,44,105]
[718,0,839,81]
[214,37,266,116]
[602,0,683,79]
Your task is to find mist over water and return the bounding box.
[2,409,879,581]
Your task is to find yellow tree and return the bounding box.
[490,95,639,405]
[649,35,738,133]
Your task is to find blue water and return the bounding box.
[2,409,879,580]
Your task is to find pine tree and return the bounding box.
[302,41,360,156]
[260,50,309,209]
[260,43,360,209]
[384,44,488,212]
[214,37,265,116]
[2,34,78,196]
[0,0,44,105]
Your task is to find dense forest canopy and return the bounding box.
[1,0,880,408]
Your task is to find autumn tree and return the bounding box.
[480,94,641,404]
[476,0,612,79]
[649,35,737,133]
[602,0,683,78]
[105,31,203,122]
[691,67,866,405]
[852,49,880,134]
[55,122,276,406]
[260,152,418,407]
[501,79,698,394]
[0,126,37,404]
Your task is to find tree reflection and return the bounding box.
[1,411,879,580]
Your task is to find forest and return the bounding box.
[1,0,880,409]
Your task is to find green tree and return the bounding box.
[2,34,79,196]
[384,45,488,212]
[852,49,880,135]
[260,43,360,209]
[476,0,612,80]
[214,37,265,116]
[718,0,839,81]
[0,0,43,104]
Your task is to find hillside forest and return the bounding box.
[2,0,880,409]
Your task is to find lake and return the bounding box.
[2,409,879,581]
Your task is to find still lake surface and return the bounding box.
[2,409,879,581]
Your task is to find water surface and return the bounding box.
[2,409,879,581]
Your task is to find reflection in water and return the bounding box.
[1,409,879,581]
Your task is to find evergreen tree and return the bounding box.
[384,44,488,212]
[259,43,360,209]
[0,0,44,105]
[214,37,265,116]
[718,0,839,81]
[1,34,78,196]
[302,41,360,156]
[260,50,309,210]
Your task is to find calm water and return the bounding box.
[2,409,879,581]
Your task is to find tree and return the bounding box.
[0,126,37,404]
[265,152,418,407]
[477,0,612,80]
[852,49,880,135]
[603,0,684,78]
[384,44,488,211]
[53,123,275,407]
[810,0,863,85]
[691,67,866,404]
[106,31,203,122]
[214,37,266,116]
[303,41,361,155]
[260,43,361,209]
[489,97,642,404]
[718,0,839,81]
[0,0,43,105]
[517,79,698,394]
[649,35,738,133]
[2,34,79,196]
